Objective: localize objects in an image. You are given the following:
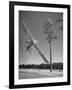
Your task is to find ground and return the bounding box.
[19,69,63,79]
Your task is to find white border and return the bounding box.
[14,5,67,85]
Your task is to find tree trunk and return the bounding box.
[50,41,52,72]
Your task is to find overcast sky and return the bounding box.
[19,11,63,65]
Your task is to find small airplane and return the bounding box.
[23,21,38,54]
[25,40,38,54]
[22,21,49,64]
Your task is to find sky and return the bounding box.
[19,11,63,65]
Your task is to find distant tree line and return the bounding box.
[19,63,63,70]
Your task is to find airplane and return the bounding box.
[25,40,38,54]
[22,21,38,54]
[22,21,49,64]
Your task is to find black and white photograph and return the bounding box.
[9,1,70,88]
[19,11,63,79]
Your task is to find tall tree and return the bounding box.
[43,18,57,72]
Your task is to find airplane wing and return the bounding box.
[22,21,34,41]
[22,21,36,53]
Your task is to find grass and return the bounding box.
[19,69,63,79]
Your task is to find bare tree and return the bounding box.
[43,18,57,72]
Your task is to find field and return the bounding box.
[19,69,63,79]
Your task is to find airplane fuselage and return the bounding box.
[25,39,38,52]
